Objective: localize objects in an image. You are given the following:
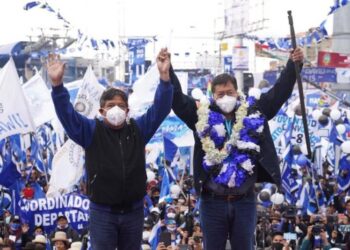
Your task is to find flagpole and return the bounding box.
[288,10,312,159]
[163,160,187,199]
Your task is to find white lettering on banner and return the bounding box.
[34,211,89,227]
[270,113,321,156]
[21,195,90,212]
[0,113,29,134]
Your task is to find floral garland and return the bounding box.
[195,89,265,188]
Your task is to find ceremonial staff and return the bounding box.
[288,10,312,159]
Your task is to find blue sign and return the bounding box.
[19,193,90,234]
[127,39,147,84]
[301,67,337,83]
[306,93,322,108]
[223,56,233,73]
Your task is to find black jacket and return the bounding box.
[85,119,146,205]
[170,60,298,194]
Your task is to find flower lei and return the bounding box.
[195,89,265,188]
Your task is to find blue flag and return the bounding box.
[23,1,41,10]
[163,136,178,163]
[0,161,21,188]
[30,137,45,173]
[159,169,170,203]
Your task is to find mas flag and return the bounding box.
[22,73,56,127]
[73,65,105,119]
[0,58,35,140]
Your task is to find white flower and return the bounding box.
[248,88,261,100]
[236,140,260,152]
[213,124,226,137]
[203,156,216,167]
[248,112,261,119]
[219,162,229,175]
[240,159,255,174]
[227,172,236,188]
[256,125,264,133]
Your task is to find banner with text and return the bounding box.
[19,193,90,234]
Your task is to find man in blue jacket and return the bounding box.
[48,48,173,250]
[169,48,304,250]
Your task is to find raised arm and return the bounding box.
[169,65,198,131]
[258,47,304,120]
[136,48,174,144]
[48,54,95,148]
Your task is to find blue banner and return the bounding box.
[19,193,90,234]
[127,39,147,84]
[306,93,322,108]
[223,56,233,74]
[149,115,190,144]
[301,67,337,83]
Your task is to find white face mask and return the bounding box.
[166,225,177,232]
[215,95,237,114]
[104,106,126,126]
[167,212,176,219]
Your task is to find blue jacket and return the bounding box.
[51,80,173,149]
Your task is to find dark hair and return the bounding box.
[271,231,284,239]
[99,88,128,108]
[211,73,237,93]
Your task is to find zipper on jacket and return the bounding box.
[118,137,126,201]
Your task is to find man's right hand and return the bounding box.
[156,48,170,82]
[47,54,65,87]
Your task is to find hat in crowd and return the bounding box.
[56,215,68,222]
[52,231,69,244]
[150,207,160,214]
[32,234,47,245]
[11,215,20,222]
[141,244,151,250]
[22,242,36,250]
[143,217,153,228]
[68,241,82,250]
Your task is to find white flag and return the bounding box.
[47,66,105,197]
[128,64,160,118]
[47,139,85,196]
[74,65,105,118]
[0,58,35,140]
[22,73,56,127]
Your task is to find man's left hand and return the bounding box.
[290,47,304,62]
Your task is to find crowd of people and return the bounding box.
[3,160,350,250]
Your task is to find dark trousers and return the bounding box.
[200,191,257,250]
[89,200,144,250]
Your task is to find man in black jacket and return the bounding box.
[48,49,173,250]
[169,48,304,250]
